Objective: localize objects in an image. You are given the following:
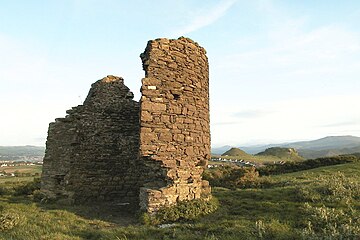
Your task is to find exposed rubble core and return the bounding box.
[41,37,211,213]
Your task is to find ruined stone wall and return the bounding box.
[139,37,211,212]
[41,76,142,207]
[41,37,211,213]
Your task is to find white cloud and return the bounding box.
[215,24,360,75]
[172,0,237,36]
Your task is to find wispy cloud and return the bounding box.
[320,121,360,128]
[172,0,237,36]
[213,121,240,126]
[215,25,360,75]
[233,109,272,119]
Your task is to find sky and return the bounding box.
[0,0,359,147]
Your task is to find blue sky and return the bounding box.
[0,0,359,147]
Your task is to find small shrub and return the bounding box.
[301,203,360,239]
[295,172,360,204]
[203,165,241,188]
[32,189,56,203]
[140,198,219,225]
[295,186,322,202]
[254,219,297,239]
[0,186,10,195]
[235,167,261,188]
[204,166,270,189]
[318,172,360,204]
[0,211,21,231]
[13,178,41,196]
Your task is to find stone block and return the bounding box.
[159,132,172,142]
[142,101,167,112]
[141,132,158,142]
[141,111,153,122]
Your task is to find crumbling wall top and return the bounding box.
[83,75,135,108]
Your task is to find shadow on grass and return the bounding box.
[6,194,139,226]
[40,202,140,226]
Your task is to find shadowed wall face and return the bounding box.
[139,37,211,212]
[41,76,141,207]
[41,37,211,213]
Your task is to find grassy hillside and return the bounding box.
[1,157,360,239]
[221,147,251,157]
[256,147,304,161]
[216,147,304,165]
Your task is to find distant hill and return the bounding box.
[299,145,360,159]
[240,144,279,155]
[211,145,232,155]
[222,147,250,157]
[283,136,360,151]
[231,136,360,159]
[255,147,304,161]
[0,146,45,160]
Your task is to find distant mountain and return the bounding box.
[255,147,304,161]
[213,136,360,159]
[282,136,360,151]
[298,145,360,159]
[0,145,45,160]
[222,148,251,158]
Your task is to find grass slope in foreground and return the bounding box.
[0,157,360,239]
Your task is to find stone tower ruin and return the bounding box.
[41,37,211,213]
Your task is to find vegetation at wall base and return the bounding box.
[140,198,219,225]
[203,165,271,189]
[1,154,360,239]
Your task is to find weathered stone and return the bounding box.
[41,76,141,208]
[139,37,211,212]
[141,111,153,122]
[41,37,211,214]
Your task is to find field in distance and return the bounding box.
[0,164,42,183]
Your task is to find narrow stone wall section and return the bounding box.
[41,76,141,208]
[139,37,211,212]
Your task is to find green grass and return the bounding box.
[0,165,42,174]
[0,177,36,184]
[1,162,360,239]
